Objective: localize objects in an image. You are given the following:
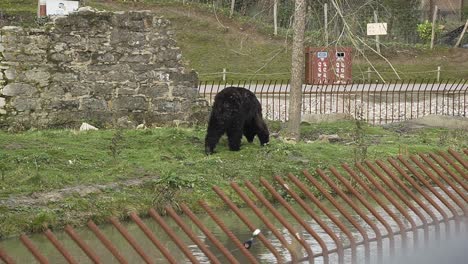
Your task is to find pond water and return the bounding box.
[0,187,465,264]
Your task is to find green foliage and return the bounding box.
[417,20,435,43]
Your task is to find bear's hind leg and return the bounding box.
[227,124,243,151]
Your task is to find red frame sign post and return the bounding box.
[305,47,352,84]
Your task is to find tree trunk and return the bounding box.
[230,0,235,18]
[273,0,278,35]
[285,0,306,140]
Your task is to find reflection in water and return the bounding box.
[0,187,464,263]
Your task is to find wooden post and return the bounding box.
[273,0,278,36]
[230,0,235,18]
[222,68,226,81]
[430,6,438,49]
[324,3,328,45]
[454,19,468,48]
[437,66,441,82]
[367,67,371,82]
[374,10,380,54]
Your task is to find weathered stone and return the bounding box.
[12,97,39,112]
[47,99,80,111]
[0,97,5,108]
[139,83,169,97]
[2,83,35,96]
[25,69,50,87]
[152,98,182,113]
[80,98,107,111]
[4,69,17,80]
[113,96,147,111]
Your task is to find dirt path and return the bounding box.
[0,175,159,208]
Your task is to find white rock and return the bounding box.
[136,124,147,130]
[80,122,98,131]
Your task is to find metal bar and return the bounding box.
[19,235,49,264]
[180,204,239,264]
[438,150,467,177]
[128,212,178,264]
[304,170,371,263]
[148,208,200,264]
[364,161,430,244]
[448,148,468,170]
[420,154,468,202]
[165,206,222,264]
[260,178,328,262]
[0,246,16,264]
[355,163,419,247]
[329,166,394,258]
[374,160,443,241]
[87,220,129,264]
[198,200,260,264]
[342,163,405,253]
[109,217,154,264]
[64,225,101,264]
[430,152,468,191]
[230,182,300,263]
[287,173,358,263]
[274,175,345,264]
[409,155,467,214]
[44,229,79,264]
[212,186,284,263]
[317,168,383,262]
[396,156,462,232]
[245,180,314,264]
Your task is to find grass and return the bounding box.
[2,0,467,80]
[0,121,467,237]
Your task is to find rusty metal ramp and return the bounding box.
[1,149,467,264]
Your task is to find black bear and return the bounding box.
[205,87,269,155]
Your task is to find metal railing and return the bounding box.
[1,149,466,263]
[198,79,468,124]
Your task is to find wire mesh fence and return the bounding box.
[198,79,468,124]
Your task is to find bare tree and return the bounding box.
[284,0,306,140]
[273,0,278,35]
[230,0,236,18]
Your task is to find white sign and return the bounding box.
[367,23,388,36]
[46,0,79,16]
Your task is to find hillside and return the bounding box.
[1,0,468,80]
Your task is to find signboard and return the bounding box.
[366,23,388,35]
[46,0,79,16]
[305,47,352,84]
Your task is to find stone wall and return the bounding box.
[0,8,207,130]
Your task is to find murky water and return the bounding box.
[1,187,465,263]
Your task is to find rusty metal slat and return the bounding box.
[322,167,385,262]
[64,225,101,264]
[385,158,452,237]
[230,182,300,263]
[408,156,467,215]
[109,217,154,264]
[180,204,239,264]
[396,156,462,232]
[305,169,371,264]
[431,152,468,191]
[148,209,201,264]
[128,213,178,264]
[355,163,419,247]
[287,173,358,264]
[0,246,15,264]
[274,175,345,264]
[244,180,314,263]
[44,229,79,264]
[373,160,443,241]
[420,154,468,202]
[212,186,284,263]
[448,148,468,170]
[198,200,260,264]
[363,161,431,245]
[19,235,49,264]
[87,220,128,264]
[342,163,405,253]
[438,150,467,178]
[165,206,222,264]
[259,177,328,263]
[329,166,395,258]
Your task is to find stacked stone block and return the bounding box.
[0,8,205,129]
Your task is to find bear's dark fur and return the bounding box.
[205,87,269,155]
